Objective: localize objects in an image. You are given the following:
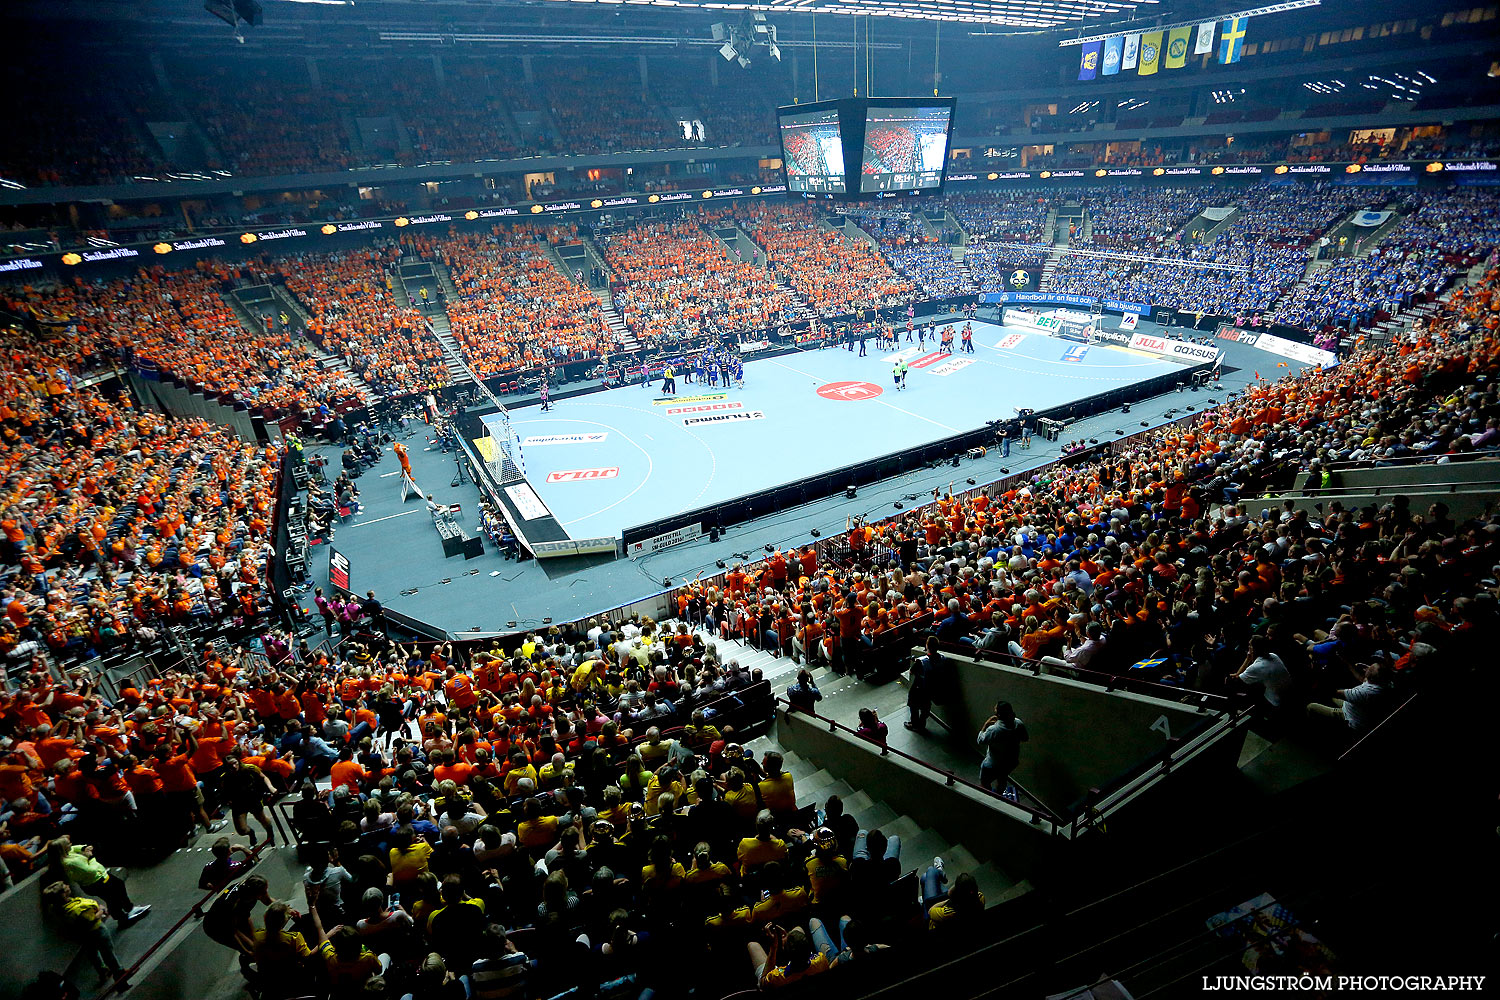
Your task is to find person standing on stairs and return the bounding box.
[905,637,951,733]
[977,701,1028,799]
[786,670,822,715]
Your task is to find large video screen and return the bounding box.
[778,107,846,195]
[859,104,952,193]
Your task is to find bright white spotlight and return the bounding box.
[719,41,737,61]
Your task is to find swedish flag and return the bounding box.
[1219,16,1247,64]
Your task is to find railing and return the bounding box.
[1067,698,1257,839]
[936,641,1232,713]
[1318,451,1500,472]
[1337,691,1419,763]
[1258,478,1500,504]
[774,696,1062,834]
[91,853,264,1000]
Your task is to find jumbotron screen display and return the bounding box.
[778,106,846,195]
[859,104,953,193]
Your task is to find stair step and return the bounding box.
[885,814,922,841]
[809,779,854,805]
[851,800,898,832]
[841,789,875,815]
[943,843,981,873]
[903,829,951,868]
[795,769,837,801]
[969,863,1025,905]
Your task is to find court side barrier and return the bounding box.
[619,360,1215,549]
[342,405,1211,647]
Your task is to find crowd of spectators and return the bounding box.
[1044,183,1382,318]
[5,266,362,418]
[888,246,977,300]
[1272,188,1500,330]
[259,246,450,400]
[174,61,356,179]
[420,228,614,378]
[0,326,280,680]
[857,215,975,300]
[737,203,914,317]
[4,193,1500,999]
[0,57,170,186]
[947,192,1052,246]
[540,61,693,156]
[599,216,797,341]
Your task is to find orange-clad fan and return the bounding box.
[737,202,916,316]
[598,218,797,342]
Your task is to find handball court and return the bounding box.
[487,321,1184,543]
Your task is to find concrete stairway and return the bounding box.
[577,234,615,282]
[426,310,477,387]
[775,276,819,325]
[427,256,461,301]
[593,290,635,351]
[655,614,1022,903]
[389,267,417,308]
[743,738,1024,908]
[225,284,376,405]
[261,284,382,406]
[1039,248,1066,288]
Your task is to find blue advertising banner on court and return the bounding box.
[983,291,1151,315]
[1061,344,1091,363]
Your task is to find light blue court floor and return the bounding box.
[486,321,1183,541]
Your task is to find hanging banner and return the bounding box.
[1078,41,1102,81]
[1219,17,1248,64]
[1102,36,1124,76]
[1121,33,1141,70]
[1165,27,1192,69]
[1195,21,1216,54]
[1138,31,1163,76]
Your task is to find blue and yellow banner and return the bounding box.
[1077,40,1102,80]
[1219,16,1248,64]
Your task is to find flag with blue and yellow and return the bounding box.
[1219,16,1248,64]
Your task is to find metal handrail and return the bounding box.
[1318,451,1500,471]
[91,855,263,1000]
[1070,699,1258,838]
[1258,478,1500,502]
[937,641,1231,711]
[774,697,1060,833]
[1337,690,1419,763]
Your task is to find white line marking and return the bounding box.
[874,398,961,432]
[378,471,401,478]
[348,508,424,528]
[506,415,658,529]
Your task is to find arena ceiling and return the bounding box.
[254,0,1238,31]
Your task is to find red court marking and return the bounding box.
[909,351,952,369]
[546,467,620,483]
[816,380,885,401]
